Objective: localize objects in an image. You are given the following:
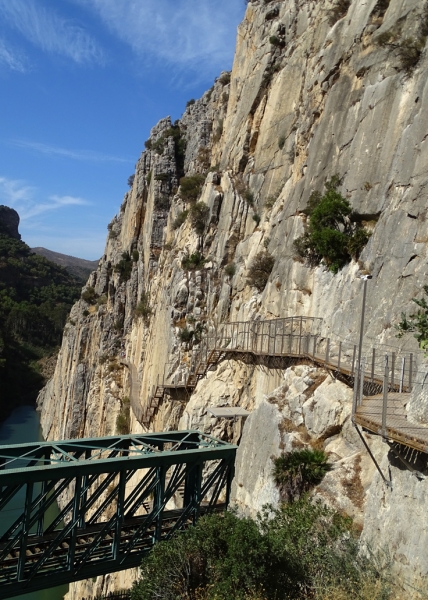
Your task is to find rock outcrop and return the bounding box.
[38,0,428,596]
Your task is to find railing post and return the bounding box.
[352,360,360,419]
[382,355,389,439]
[409,353,413,389]
[359,357,365,406]
[371,348,375,382]
[399,357,405,394]
[313,335,317,358]
[390,352,396,389]
[281,319,285,355]
[298,316,303,355]
[325,338,330,365]
[351,344,357,375]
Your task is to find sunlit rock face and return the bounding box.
[39,0,428,595]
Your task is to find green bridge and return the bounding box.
[0,431,236,599]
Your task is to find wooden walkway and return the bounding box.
[136,316,428,454]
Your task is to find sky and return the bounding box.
[0,0,245,259]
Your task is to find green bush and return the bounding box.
[114,252,133,283]
[190,202,210,235]
[144,139,152,150]
[132,250,139,262]
[178,327,193,342]
[247,252,275,291]
[293,176,371,273]
[172,210,189,230]
[225,263,236,277]
[252,213,261,225]
[179,175,205,202]
[131,497,390,600]
[186,98,196,108]
[181,252,205,271]
[218,71,231,85]
[395,285,428,351]
[328,0,351,25]
[146,171,152,185]
[127,174,135,188]
[269,35,281,46]
[154,172,170,182]
[135,293,152,322]
[278,135,286,149]
[81,286,97,304]
[272,449,332,502]
[116,398,130,434]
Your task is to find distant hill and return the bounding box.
[0,205,83,421]
[31,247,99,282]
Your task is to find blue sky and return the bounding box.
[0,0,245,259]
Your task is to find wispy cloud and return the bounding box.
[75,0,243,75]
[20,194,89,219]
[0,175,90,221]
[0,176,34,204]
[0,0,103,65]
[11,140,132,163]
[0,37,27,72]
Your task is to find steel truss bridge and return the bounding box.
[0,431,236,599]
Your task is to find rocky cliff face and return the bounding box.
[38,0,428,596]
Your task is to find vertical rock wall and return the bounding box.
[38,0,428,595]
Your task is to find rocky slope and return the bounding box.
[38,0,428,596]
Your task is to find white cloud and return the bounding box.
[0,176,34,204]
[0,0,103,65]
[0,175,90,220]
[0,38,27,72]
[11,139,132,163]
[75,0,243,75]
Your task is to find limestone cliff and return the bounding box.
[38,0,428,596]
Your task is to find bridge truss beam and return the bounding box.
[0,431,236,598]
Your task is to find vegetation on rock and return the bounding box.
[293,176,371,273]
[395,285,428,351]
[272,449,332,502]
[114,252,133,283]
[181,252,205,271]
[190,202,210,235]
[179,175,205,203]
[247,252,275,291]
[130,497,390,600]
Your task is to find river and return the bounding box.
[0,406,69,600]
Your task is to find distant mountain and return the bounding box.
[31,247,99,282]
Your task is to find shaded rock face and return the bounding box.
[0,205,20,239]
[38,0,428,595]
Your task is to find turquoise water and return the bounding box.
[0,406,69,600]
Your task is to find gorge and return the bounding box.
[35,0,428,597]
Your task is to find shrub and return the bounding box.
[278,135,286,149]
[146,171,152,185]
[127,174,135,188]
[395,285,428,351]
[135,292,151,322]
[253,213,261,226]
[130,497,390,600]
[328,0,351,25]
[213,119,224,142]
[132,250,139,262]
[244,190,255,204]
[396,37,426,71]
[152,137,166,155]
[114,252,133,283]
[269,35,281,46]
[154,172,169,182]
[172,210,189,230]
[83,309,89,316]
[225,263,236,277]
[178,327,193,342]
[294,176,371,273]
[247,252,275,291]
[179,174,205,202]
[182,252,205,271]
[96,294,107,306]
[272,449,332,502]
[116,398,130,435]
[144,139,152,150]
[186,98,196,108]
[81,286,97,304]
[190,202,210,235]
[218,71,231,85]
